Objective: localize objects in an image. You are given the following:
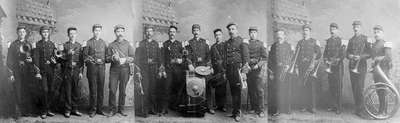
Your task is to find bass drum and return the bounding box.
[177,72,207,117]
[363,82,400,120]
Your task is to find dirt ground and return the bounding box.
[1,106,400,123]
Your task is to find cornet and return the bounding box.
[350,57,360,74]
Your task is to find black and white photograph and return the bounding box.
[0,0,399,122]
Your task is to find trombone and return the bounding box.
[279,45,300,81]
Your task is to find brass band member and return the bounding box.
[268,28,293,116]
[7,26,41,118]
[210,28,227,113]
[323,23,346,114]
[34,26,57,119]
[246,26,267,117]
[185,24,213,114]
[62,27,84,118]
[83,24,108,117]
[295,24,322,113]
[370,25,392,115]
[225,22,250,122]
[134,26,162,117]
[346,21,371,116]
[162,25,184,114]
[107,25,135,117]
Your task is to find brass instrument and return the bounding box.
[239,68,247,89]
[350,42,367,74]
[310,53,324,78]
[325,60,333,73]
[288,46,300,74]
[351,58,360,73]
[19,42,41,74]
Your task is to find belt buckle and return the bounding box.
[148,58,153,63]
[197,57,202,62]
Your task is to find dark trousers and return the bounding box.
[137,65,158,115]
[38,71,55,114]
[206,78,227,109]
[166,64,184,111]
[206,79,227,109]
[64,68,81,112]
[373,64,390,113]
[109,67,130,112]
[268,67,291,114]
[12,71,23,112]
[298,62,316,110]
[328,62,343,110]
[349,60,367,112]
[87,64,105,112]
[226,63,242,115]
[247,69,264,113]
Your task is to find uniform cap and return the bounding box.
[226,22,237,29]
[114,24,125,31]
[352,20,361,26]
[192,24,200,29]
[249,26,258,31]
[330,23,338,28]
[373,25,383,31]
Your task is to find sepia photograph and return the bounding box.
[0,0,399,123]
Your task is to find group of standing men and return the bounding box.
[7,24,135,119]
[268,20,392,119]
[134,23,266,122]
[6,20,392,122]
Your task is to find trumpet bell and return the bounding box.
[351,69,359,73]
[325,68,332,73]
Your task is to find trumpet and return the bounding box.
[351,58,360,74]
[325,61,332,73]
[311,60,320,78]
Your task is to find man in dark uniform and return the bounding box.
[246,26,267,117]
[135,26,162,117]
[83,24,108,117]
[34,26,57,119]
[61,27,83,118]
[370,25,392,116]
[268,28,293,116]
[225,22,250,122]
[323,23,345,114]
[295,24,322,113]
[107,25,135,117]
[346,21,371,116]
[209,28,227,113]
[7,26,41,118]
[185,24,213,114]
[162,25,184,114]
